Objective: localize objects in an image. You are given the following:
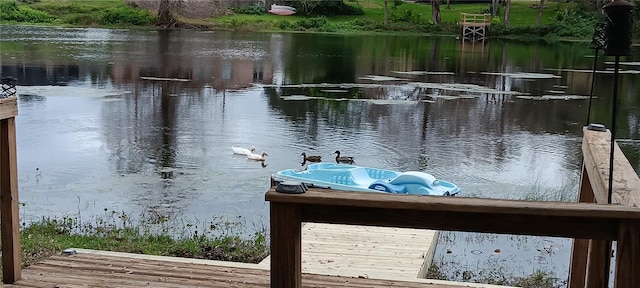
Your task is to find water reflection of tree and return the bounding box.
[155,30,178,172]
[102,30,205,217]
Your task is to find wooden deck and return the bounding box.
[258,223,438,279]
[2,249,512,288]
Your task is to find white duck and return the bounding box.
[248,151,269,161]
[232,146,256,156]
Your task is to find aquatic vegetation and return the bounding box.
[427,263,566,287]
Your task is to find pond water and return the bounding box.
[2,25,640,284]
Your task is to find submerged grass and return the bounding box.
[428,264,565,288]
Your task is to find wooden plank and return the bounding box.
[70,248,268,270]
[418,230,439,278]
[585,239,608,288]
[260,223,436,280]
[568,238,590,288]
[614,220,640,288]
[0,117,21,283]
[270,202,302,288]
[6,250,515,288]
[265,189,640,220]
[0,98,17,121]
[569,164,597,288]
[582,127,640,207]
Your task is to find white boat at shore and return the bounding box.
[269,4,296,15]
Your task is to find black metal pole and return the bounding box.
[603,55,620,288]
[586,49,600,125]
[608,55,619,204]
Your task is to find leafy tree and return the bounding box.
[290,0,363,16]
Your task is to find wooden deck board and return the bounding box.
[2,249,513,288]
[258,223,437,280]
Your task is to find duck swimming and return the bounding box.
[248,151,269,161]
[232,146,256,156]
[301,152,322,162]
[334,150,355,164]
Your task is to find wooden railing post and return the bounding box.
[270,202,301,288]
[569,165,596,288]
[614,220,640,288]
[585,239,609,288]
[0,96,21,283]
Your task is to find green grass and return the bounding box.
[1,210,269,271]
[8,0,155,27]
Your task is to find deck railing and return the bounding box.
[460,13,491,26]
[0,96,21,283]
[266,127,640,288]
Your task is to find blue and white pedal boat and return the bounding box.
[272,162,460,196]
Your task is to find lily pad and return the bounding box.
[391,71,454,76]
[481,72,561,79]
[17,85,128,98]
[280,95,325,101]
[516,95,590,100]
[320,89,349,93]
[359,75,407,81]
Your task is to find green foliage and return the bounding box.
[490,16,501,26]
[508,270,564,288]
[389,6,426,25]
[292,0,364,16]
[278,19,293,29]
[548,6,600,38]
[0,1,53,23]
[295,16,328,30]
[391,0,404,8]
[99,6,153,26]
[350,18,381,30]
[487,4,601,40]
[231,5,267,15]
[63,14,99,26]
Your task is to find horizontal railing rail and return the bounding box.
[460,13,491,24]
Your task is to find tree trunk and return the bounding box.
[431,0,441,25]
[446,0,450,10]
[384,0,388,27]
[492,0,498,16]
[536,0,545,26]
[158,0,173,28]
[504,0,511,28]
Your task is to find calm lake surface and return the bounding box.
[3,25,640,284]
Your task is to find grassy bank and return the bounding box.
[0,0,605,40]
[1,210,269,271]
